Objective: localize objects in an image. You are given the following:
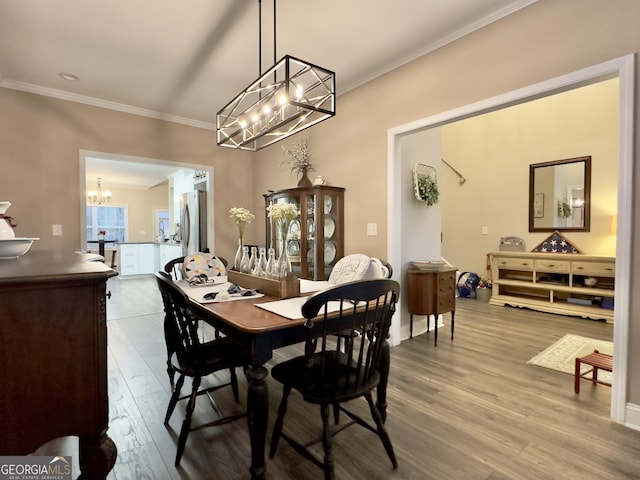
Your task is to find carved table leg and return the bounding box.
[246,364,269,480]
[78,432,117,480]
[376,339,390,423]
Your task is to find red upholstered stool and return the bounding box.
[574,350,612,394]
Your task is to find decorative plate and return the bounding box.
[324,196,333,214]
[324,217,335,239]
[289,219,300,239]
[287,240,301,257]
[324,242,336,264]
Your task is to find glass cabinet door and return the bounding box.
[265,185,344,280]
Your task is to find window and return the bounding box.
[86,205,127,245]
[154,208,170,241]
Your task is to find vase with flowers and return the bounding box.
[229,207,255,270]
[267,202,299,279]
[281,136,314,187]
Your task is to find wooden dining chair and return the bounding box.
[164,256,186,280]
[269,278,400,480]
[155,272,247,466]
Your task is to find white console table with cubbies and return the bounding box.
[489,251,615,323]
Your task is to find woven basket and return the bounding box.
[412,163,439,205]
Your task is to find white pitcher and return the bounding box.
[0,202,16,239]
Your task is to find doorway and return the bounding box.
[79,150,215,250]
[387,55,634,425]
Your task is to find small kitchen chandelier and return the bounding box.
[87,178,112,205]
[216,0,335,151]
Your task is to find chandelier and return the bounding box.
[87,178,112,205]
[216,0,335,152]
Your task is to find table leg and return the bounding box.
[246,364,269,480]
[409,314,414,339]
[434,315,438,346]
[78,432,117,479]
[376,339,390,422]
[450,311,455,340]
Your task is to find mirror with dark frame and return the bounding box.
[529,156,591,232]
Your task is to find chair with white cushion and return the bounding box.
[328,254,391,285]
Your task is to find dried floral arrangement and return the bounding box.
[281,137,314,176]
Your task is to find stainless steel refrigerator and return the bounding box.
[180,190,208,256]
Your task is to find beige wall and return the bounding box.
[2,0,640,408]
[441,78,618,277]
[0,89,255,260]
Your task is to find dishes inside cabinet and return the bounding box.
[324,196,333,214]
[307,244,314,265]
[324,242,336,264]
[307,220,315,238]
[324,217,335,239]
[289,219,301,239]
[287,240,301,262]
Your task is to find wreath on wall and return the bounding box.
[412,163,440,206]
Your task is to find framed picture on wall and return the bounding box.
[534,193,544,218]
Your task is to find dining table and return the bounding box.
[182,280,392,480]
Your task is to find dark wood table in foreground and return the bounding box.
[189,292,391,480]
[0,251,117,478]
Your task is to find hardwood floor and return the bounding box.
[46,275,640,479]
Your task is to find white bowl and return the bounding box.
[0,238,39,259]
[411,260,446,270]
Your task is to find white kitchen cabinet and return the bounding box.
[119,243,156,276]
[158,244,183,272]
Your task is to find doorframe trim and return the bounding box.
[387,54,635,426]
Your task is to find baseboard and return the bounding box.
[624,403,640,431]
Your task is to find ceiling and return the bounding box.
[0,0,536,187]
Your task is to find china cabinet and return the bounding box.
[264,185,344,280]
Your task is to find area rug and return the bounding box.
[527,334,613,381]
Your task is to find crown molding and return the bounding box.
[0,79,216,131]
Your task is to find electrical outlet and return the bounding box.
[367,223,378,236]
[482,226,489,235]
[52,224,62,236]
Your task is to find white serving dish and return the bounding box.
[0,201,15,239]
[411,260,446,270]
[0,238,39,259]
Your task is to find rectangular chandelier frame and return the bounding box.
[216,55,335,151]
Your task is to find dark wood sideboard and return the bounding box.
[406,266,457,345]
[0,251,117,478]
